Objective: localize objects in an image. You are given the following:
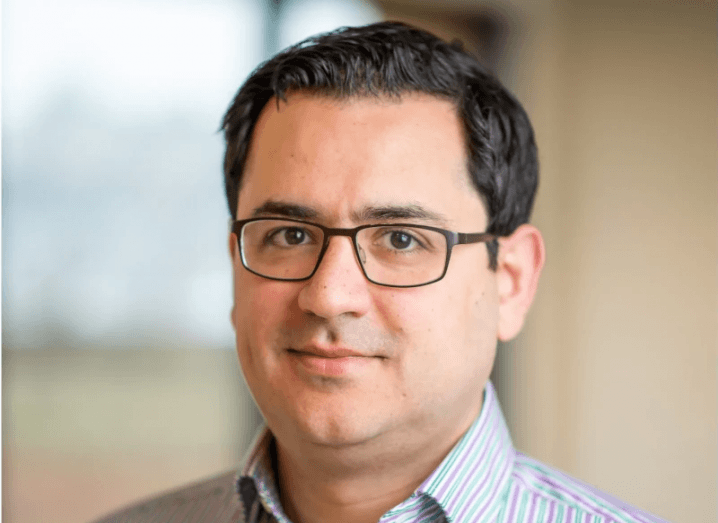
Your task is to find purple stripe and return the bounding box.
[466,430,514,519]
[447,428,502,516]
[239,384,670,523]
[526,490,538,522]
[378,495,443,523]
[553,482,626,522]
[520,461,662,523]
[547,500,557,523]
[436,384,499,493]
[428,394,496,501]
[429,415,498,507]
[424,382,514,521]
[450,394,513,519]
[441,419,499,505]
[505,483,521,522]
[380,495,425,522]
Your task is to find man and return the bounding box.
[95,22,667,523]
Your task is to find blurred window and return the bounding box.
[2,0,381,351]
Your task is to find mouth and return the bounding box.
[289,346,368,358]
[286,347,379,377]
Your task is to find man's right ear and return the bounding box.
[229,232,239,330]
[228,233,239,263]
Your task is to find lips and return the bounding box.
[290,345,368,358]
[286,346,377,377]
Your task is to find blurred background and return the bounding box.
[2,0,715,521]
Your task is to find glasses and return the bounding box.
[231,218,496,288]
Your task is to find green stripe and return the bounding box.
[516,458,639,523]
[535,496,547,523]
[514,487,530,522]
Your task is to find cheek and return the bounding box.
[377,271,499,381]
[233,276,302,409]
[372,286,461,365]
[233,275,297,357]
[381,280,493,339]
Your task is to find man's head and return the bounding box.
[223,22,538,269]
[223,22,544,456]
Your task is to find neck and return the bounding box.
[278,452,425,523]
[275,396,483,523]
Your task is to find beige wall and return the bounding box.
[505,1,716,521]
[376,1,716,518]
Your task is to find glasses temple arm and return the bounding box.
[456,232,497,244]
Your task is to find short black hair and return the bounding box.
[222,21,538,269]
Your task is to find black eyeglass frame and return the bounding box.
[231,217,497,288]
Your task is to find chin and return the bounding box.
[287,406,386,450]
[310,428,376,448]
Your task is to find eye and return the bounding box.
[267,226,314,247]
[389,231,416,250]
[373,228,427,252]
[283,228,307,245]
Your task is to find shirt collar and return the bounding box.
[238,381,515,523]
[238,427,290,522]
[417,380,515,522]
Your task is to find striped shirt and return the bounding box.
[92,381,670,523]
[238,381,669,523]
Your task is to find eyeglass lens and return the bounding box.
[240,219,448,286]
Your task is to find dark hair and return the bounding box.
[222,21,538,269]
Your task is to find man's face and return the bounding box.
[231,93,500,450]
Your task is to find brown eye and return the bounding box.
[283,228,306,245]
[389,231,414,250]
[265,226,315,247]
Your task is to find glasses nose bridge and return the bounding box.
[321,226,359,247]
[315,226,364,272]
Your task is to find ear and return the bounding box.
[228,232,240,264]
[495,224,545,342]
[229,232,239,330]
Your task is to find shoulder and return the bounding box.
[505,453,671,523]
[90,470,244,523]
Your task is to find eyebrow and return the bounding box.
[250,200,448,226]
[352,204,449,225]
[251,201,319,219]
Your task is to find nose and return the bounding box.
[297,236,371,319]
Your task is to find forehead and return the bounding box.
[238,93,486,226]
